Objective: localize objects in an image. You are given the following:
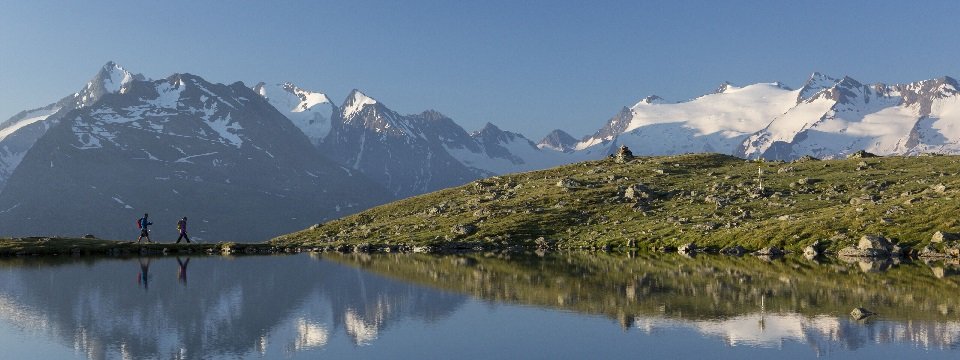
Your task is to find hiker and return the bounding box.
[176,216,191,243]
[137,213,153,243]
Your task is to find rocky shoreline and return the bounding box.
[6,231,960,263]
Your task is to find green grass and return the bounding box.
[272,153,960,252]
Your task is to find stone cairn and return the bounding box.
[614,145,634,163]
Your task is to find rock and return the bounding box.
[556,178,581,189]
[614,145,634,163]
[803,241,822,257]
[451,224,477,236]
[720,245,747,256]
[847,150,878,159]
[534,237,553,249]
[931,231,960,243]
[850,307,876,320]
[755,246,784,256]
[858,235,891,252]
[623,184,651,201]
[793,155,820,163]
[411,246,434,253]
[678,243,697,254]
[308,223,323,230]
[918,245,947,258]
[82,234,97,239]
[889,244,906,257]
[838,246,888,258]
[931,184,947,193]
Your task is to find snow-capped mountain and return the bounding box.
[576,82,799,156]
[257,86,573,197]
[740,74,960,159]
[318,90,488,197]
[0,62,144,191]
[0,68,387,241]
[252,82,335,146]
[577,73,960,161]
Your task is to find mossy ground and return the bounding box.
[273,153,960,252]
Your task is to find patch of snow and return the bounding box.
[111,196,134,209]
[0,107,60,142]
[343,90,378,119]
[204,113,243,147]
[175,152,219,163]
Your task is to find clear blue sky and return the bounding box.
[1,1,959,139]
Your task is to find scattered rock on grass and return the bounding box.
[678,243,697,254]
[932,231,960,243]
[451,224,477,236]
[847,150,878,159]
[755,246,784,256]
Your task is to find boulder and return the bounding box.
[858,235,891,252]
[720,245,747,256]
[918,245,947,258]
[451,224,477,236]
[754,246,784,256]
[850,307,876,320]
[847,150,878,159]
[931,231,960,243]
[624,184,651,201]
[82,234,97,239]
[793,155,820,163]
[614,145,634,163]
[803,241,822,257]
[678,243,697,254]
[556,178,581,189]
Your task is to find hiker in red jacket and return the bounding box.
[176,216,191,244]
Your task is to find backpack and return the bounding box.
[137,218,143,229]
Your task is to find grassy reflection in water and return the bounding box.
[323,252,960,325]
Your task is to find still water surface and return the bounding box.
[0,252,957,359]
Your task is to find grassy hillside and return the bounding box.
[272,153,960,252]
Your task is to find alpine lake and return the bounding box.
[0,251,958,359]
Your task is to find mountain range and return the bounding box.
[2,62,960,240]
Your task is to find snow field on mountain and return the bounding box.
[0,107,59,142]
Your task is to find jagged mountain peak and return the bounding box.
[418,109,451,121]
[75,61,145,106]
[538,129,577,152]
[798,72,841,102]
[342,89,378,119]
[836,75,864,88]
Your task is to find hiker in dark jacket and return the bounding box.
[176,217,191,244]
[137,213,153,243]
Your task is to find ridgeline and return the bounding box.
[272,152,960,255]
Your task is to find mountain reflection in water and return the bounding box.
[0,252,955,359]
